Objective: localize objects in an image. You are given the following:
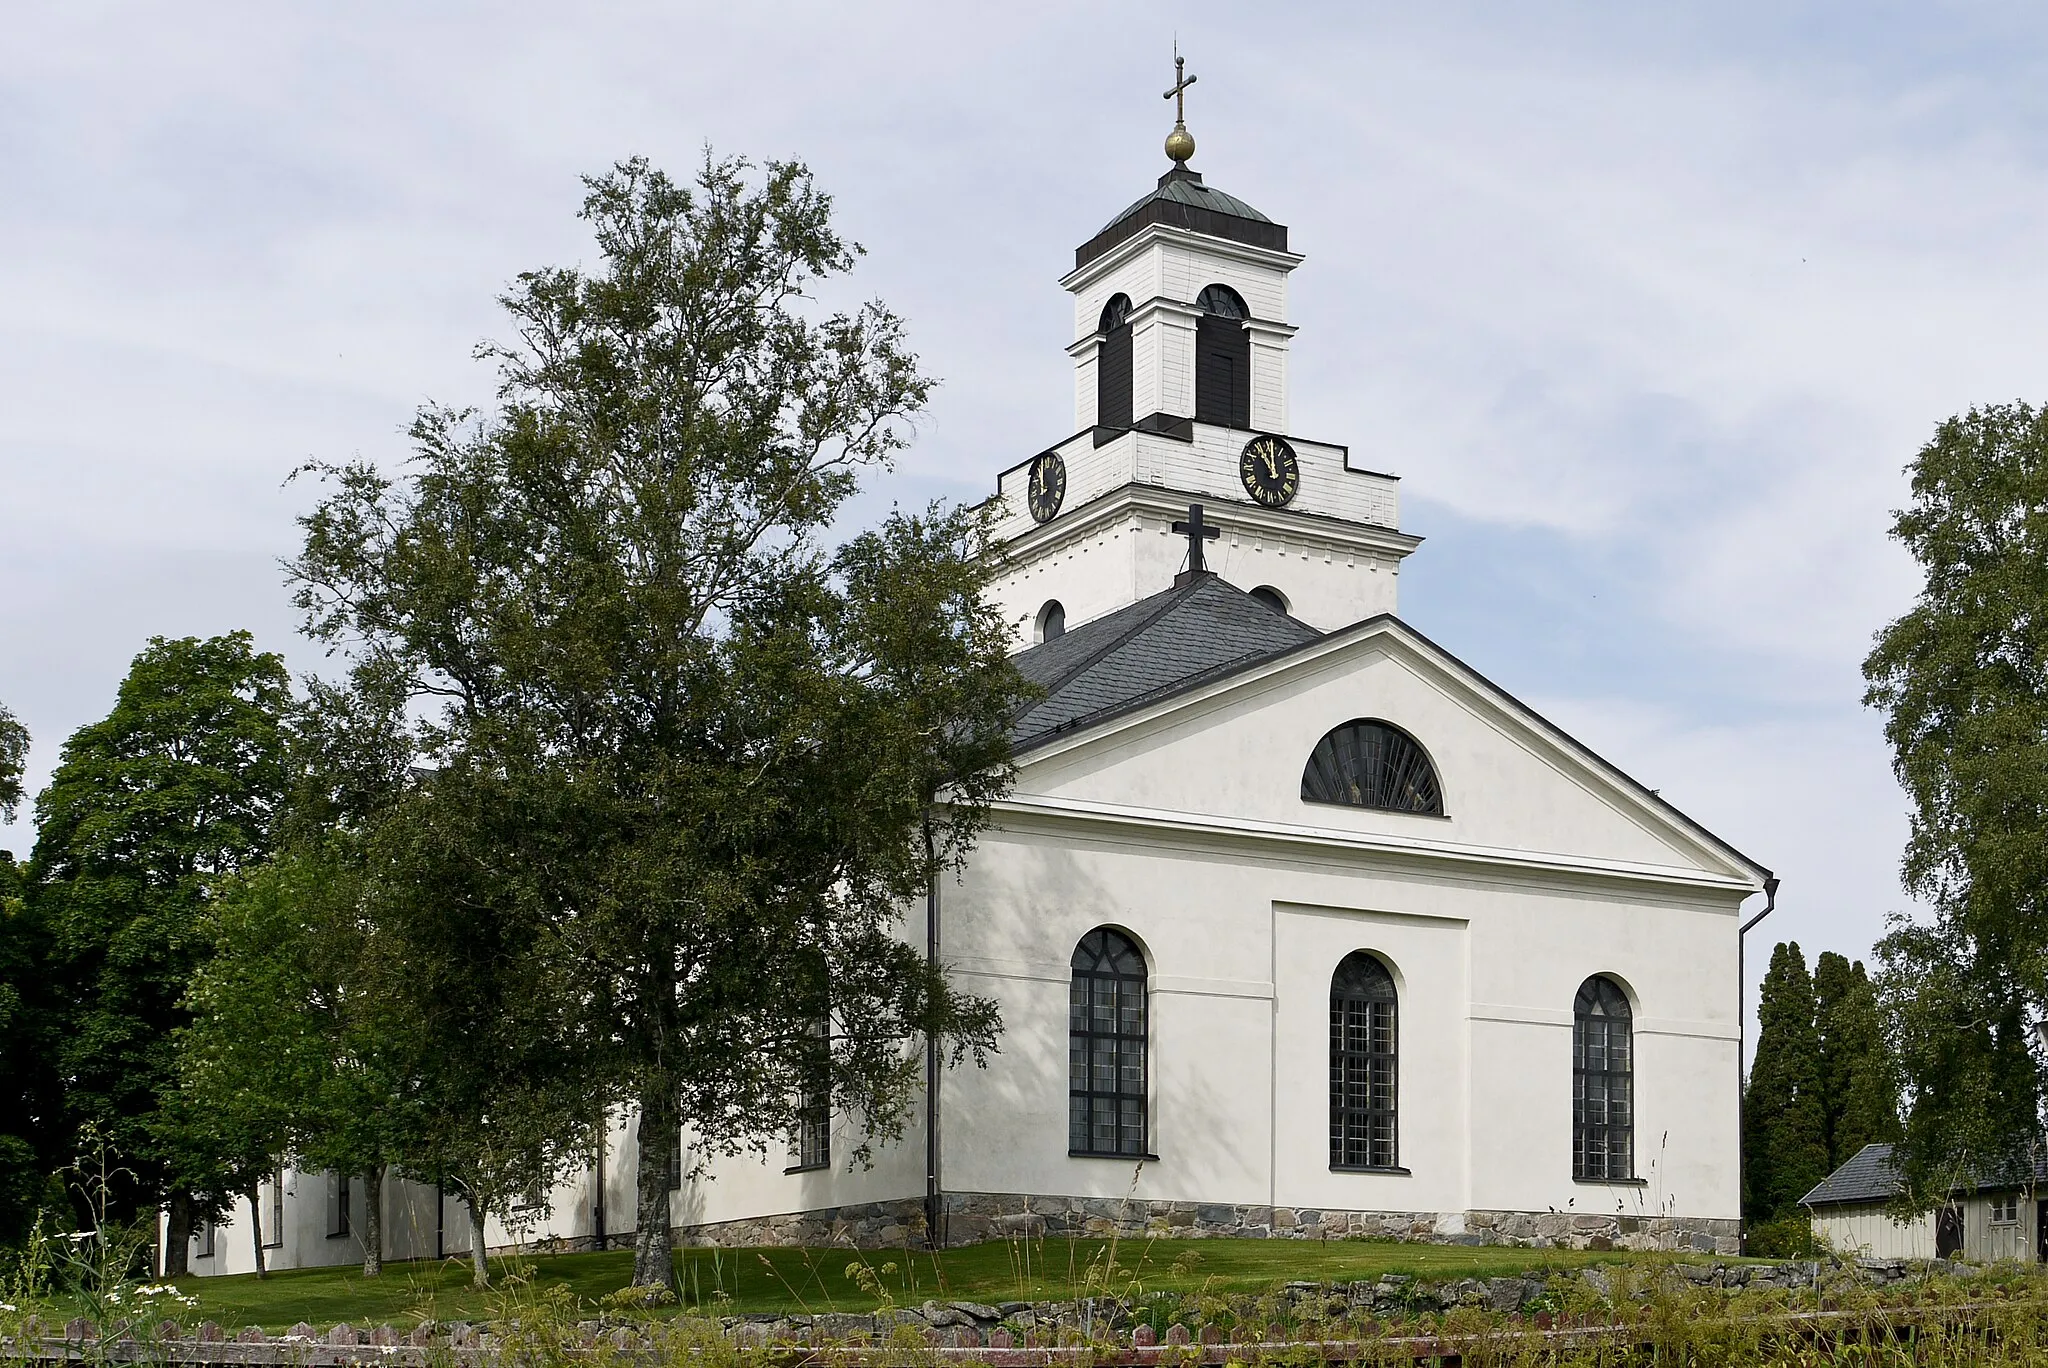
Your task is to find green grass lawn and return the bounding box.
[170,1238,1667,1330]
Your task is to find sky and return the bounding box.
[5,3,2048,1040]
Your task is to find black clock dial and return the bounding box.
[1240,435,1299,508]
[1027,451,1066,523]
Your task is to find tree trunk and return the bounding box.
[247,1187,267,1279]
[467,1196,489,1288]
[631,1081,679,1291]
[163,1191,193,1278]
[361,1168,383,1277]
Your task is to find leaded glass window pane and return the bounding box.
[1330,952,1398,1169]
[1301,720,1443,814]
[1573,976,1634,1181]
[1070,928,1148,1157]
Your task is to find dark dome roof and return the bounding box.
[1076,167,1288,270]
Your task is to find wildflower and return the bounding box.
[0,1302,16,1312]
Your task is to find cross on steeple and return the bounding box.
[1172,503,1222,580]
[1163,47,1197,123]
[1162,45,1197,166]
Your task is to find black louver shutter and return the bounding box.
[1097,324,1133,430]
[1195,314,1249,429]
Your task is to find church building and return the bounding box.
[179,70,1770,1275]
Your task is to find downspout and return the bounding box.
[924,819,943,1250]
[593,1116,607,1251]
[1737,875,1780,1251]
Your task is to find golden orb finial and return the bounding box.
[1162,46,1197,167]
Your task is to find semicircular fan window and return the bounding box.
[1300,720,1443,815]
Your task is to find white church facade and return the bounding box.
[181,88,1769,1276]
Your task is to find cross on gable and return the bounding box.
[1172,503,1222,578]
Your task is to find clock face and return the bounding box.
[1240,435,1300,508]
[1027,451,1066,523]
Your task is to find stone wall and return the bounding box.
[664,1190,1738,1256]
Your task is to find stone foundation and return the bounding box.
[668,1191,1739,1256]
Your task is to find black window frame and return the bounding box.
[1069,927,1149,1158]
[786,1020,831,1174]
[1330,952,1400,1171]
[1301,719,1445,815]
[1573,975,1635,1181]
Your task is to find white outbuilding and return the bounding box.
[180,100,1771,1276]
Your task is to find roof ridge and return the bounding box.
[1026,577,1214,708]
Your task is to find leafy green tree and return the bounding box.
[287,154,1027,1290]
[30,633,290,1272]
[0,699,26,822]
[0,851,67,1247]
[1,702,64,1247]
[1745,941,1829,1225]
[1813,951,1899,1169]
[177,854,352,1279]
[1865,401,2048,1199]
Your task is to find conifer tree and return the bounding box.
[1744,941,1829,1224]
[1814,952,1900,1169]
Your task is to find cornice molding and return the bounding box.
[1060,222,1306,294]
[1000,481,1421,566]
[986,791,1757,898]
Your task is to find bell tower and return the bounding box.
[984,53,1421,644]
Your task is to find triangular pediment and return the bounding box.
[1006,610,1767,893]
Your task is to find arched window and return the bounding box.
[1330,952,1398,1169]
[1195,284,1250,429]
[1301,720,1444,815]
[1249,585,1289,615]
[1036,600,1066,643]
[1070,928,1148,1157]
[1096,294,1133,431]
[1196,284,1246,318]
[1573,976,1633,1181]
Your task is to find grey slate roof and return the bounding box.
[1802,1142,2048,1207]
[1801,1143,1906,1208]
[1010,575,1320,752]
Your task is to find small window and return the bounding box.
[193,1218,215,1259]
[1574,976,1634,1181]
[1070,928,1148,1157]
[1330,952,1398,1170]
[1099,294,1133,331]
[665,1140,683,1192]
[1249,585,1288,615]
[1992,1194,2020,1224]
[1037,600,1067,643]
[1301,720,1444,814]
[265,1168,283,1248]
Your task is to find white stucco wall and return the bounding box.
[183,609,1757,1279]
